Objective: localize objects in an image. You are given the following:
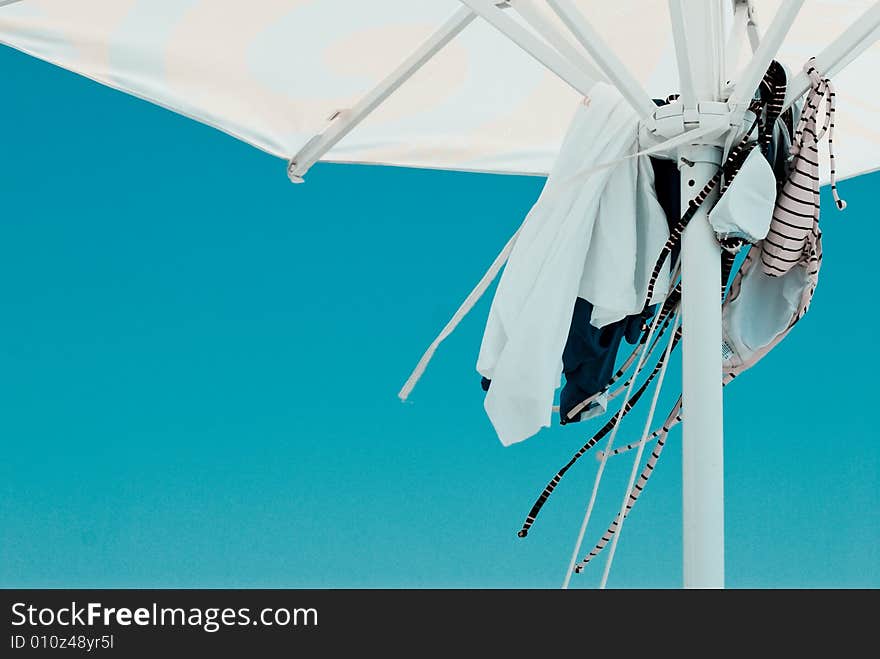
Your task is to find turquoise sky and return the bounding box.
[1,45,877,589]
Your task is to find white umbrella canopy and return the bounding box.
[1,0,879,589]
[0,0,877,180]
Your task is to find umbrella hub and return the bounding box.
[639,100,757,161]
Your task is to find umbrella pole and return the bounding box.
[678,0,725,589]
[678,146,724,589]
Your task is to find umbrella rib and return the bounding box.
[458,0,596,96]
[669,0,696,106]
[287,7,476,182]
[728,0,803,107]
[510,0,607,83]
[546,0,656,118]
[783,1,880,111]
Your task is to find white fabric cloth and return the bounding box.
[708,146,776,243]
[476,83,670,446]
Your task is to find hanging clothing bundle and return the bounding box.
[480,60,801,439]
[555,142,681,425]
[555,61,798,423]
[569,63,845,572]
[473,82,672,447]
[396,59,845,565]
[515,59,847,574]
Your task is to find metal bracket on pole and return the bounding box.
[724,1,753,83]
[546,0,656,118]
[783,1,880,111]
[728,0,804,107]
[746,1,761,54]
[287,6,476,183]
[458,0,597,97]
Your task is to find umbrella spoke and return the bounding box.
[511,0,606,83]
[288,6,476,182]
[458,0,596,96]
[546,0,656,117]
[784,1,880,110]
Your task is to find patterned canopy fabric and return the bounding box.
[0,0,877,179]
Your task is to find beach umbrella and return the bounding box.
[2,0,878,588]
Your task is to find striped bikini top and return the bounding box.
[761,58,846,277]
